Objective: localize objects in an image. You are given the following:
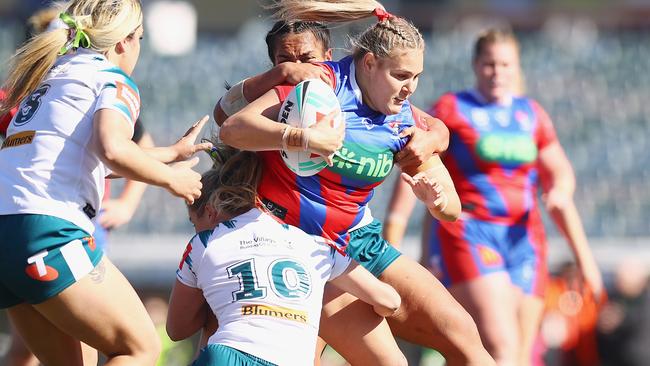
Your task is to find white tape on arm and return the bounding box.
[219,79,249,116]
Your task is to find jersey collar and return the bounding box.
[349,61,363,105]
[469,88,513,107]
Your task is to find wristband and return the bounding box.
[219,79,249,116]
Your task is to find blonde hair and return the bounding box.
[188,144,263,217]
[27,6,63,35]
[267,0,424,60]
[473,28,525,95]
[1,0,143,115]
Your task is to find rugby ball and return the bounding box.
[278,79,342,176]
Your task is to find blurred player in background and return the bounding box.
[384,28,603,366]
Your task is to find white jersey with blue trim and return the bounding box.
[177,208,351,366]
[0,49,140,234]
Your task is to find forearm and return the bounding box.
[243,66,286,102]
[548,200,596,270]
[220,111,285,151]
[421,157,461,221]
[98,138,173,189]
[141,146,181,164]
[116,132,154,209]
[369,282,402,317]
[383,179,417,248]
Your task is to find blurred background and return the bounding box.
[0,0,649,365]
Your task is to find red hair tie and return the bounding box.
[372,7,393,22]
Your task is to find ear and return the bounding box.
[115,38,127,55]
[361,52,377,72]
[324,48,333,61]
[205,205,220,224]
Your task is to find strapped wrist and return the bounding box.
[219,79,249,116]
[281,126,309,151]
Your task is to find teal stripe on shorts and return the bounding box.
[345,219,402,277]
[0,214,103,308]
[192,344,277,366]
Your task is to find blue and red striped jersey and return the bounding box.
[258,56,417,250]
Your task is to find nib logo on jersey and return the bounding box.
[330,142,394,183]
[476,133,537,166]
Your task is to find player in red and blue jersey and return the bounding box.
[220,2,495,366]
[384,28,603,365]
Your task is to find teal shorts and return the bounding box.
[0,214,103,308]
[345,219,402,277]
[193,344,277,366]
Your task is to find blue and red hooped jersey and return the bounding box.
[258,56,416,250]
[431,91,558,225]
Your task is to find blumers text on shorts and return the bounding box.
[0,214,103,308]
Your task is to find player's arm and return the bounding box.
[92,109,202,203]
[538,142,603,298]
[166,279,209,341]
[98,129,154,229]
[214,62,330,126]
[383,178,418,248]
[139,116,212,164]
[329,261,401,317]
[402,154,461,222]
[395,106,449,168]
[219,89,343,163]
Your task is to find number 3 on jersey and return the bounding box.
[227,258,312,302]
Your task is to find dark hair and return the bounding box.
[265,20,331,62]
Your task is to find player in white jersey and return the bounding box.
[167,145,401,366]
[0,1,210,365]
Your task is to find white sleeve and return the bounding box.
[309,235,352,281]
[175,233,207,288]
[328,248,352,280]
[94,71,141,135]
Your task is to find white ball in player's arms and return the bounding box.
[278,79,342,177]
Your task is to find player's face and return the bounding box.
[473,41,520,103]
[271,32,332,65]
[361,48,424,115]
[120,25,144,75]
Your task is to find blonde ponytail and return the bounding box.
[0,30,68,115]
[1,0,142,115]
[266,0,423,60]
[267,0,383,23]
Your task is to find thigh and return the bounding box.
[7,303,84,366]
[31,257,158,360]
[318,285,406,366]
[379,255,492,364]
[448,272,521,352]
